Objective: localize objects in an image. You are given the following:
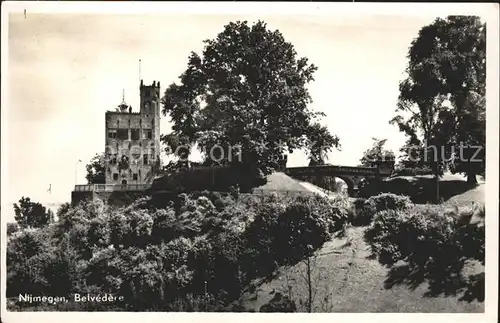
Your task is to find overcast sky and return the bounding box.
[3,11,446,215]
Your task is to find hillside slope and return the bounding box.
[446,183,485,205]
[233,176,485,313]
[234,226,484,312]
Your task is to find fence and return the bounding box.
[73,184,152,192]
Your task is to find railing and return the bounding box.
[286,165,377,176]
[73,184,152,192]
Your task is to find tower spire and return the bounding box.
[139,59,142,84]
[118,88,128,112]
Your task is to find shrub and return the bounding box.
[364,203,485,300]
[365,203,481,266]
[6,189,355,311]
[245,194,350,273]
[353,193,412,226]
[164,293,222,312]
[358,178,383,197]
[259,292,296,312]
[391,166,433,177]
[7,223,19,236]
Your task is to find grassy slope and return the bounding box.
[234,173,485,312]
[253,172,314,193]
[236,227,483,312]
[446,183,485,205]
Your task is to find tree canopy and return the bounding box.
[359,138,395,168]
[85,153,106,184]
[161,20,340,185]
[390,16,485,183]
[13,197,52,229]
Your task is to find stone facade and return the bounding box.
[104,80,161,185]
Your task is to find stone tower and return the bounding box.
[104,80,161,185]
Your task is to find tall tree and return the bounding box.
[359,138,395,168]
[161,20,340,184]
[13,197,52,229]
[85,153,106,184]
[390,16,485,184]
[306,123,340,166]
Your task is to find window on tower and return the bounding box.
[113,173,118,180]
[143,154,149,165]
[133,173,138,181]
[117,129,129,140]
[143,129,152,140]
[131,129,140,140]
[108,129,117,139]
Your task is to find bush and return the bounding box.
[7,191,353,311]
[364,203,485,301]
[164,293,223,312]
[365,203,478,266]
[391,166,433,177]
[352,193,412,226]
[259,292,296,312]
[245,194,350,273]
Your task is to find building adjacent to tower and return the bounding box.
[104,80,162,185]
[71,80,162,205]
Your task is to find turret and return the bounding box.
[139,80,161,117]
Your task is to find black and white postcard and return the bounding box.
[1,2,498,323]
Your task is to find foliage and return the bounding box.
[244,193,350,278]
[164,294,223,312]
[360,174,478,204]
[364,202,485,301]
[352,193,412,226]
[390,16,485,184]
[359,138,395,168]
[7,223,20,236]
[391,166,433,177]
[7,191,351,311]
[306,123,340,166]
[259,292,297,312]
[85,153,106,184]
[161,20,340,187]
[13,197,52,229]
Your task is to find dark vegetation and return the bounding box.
[390,16,485,184]
[7,185,485,312]
[159,20,340,188]
[7,192,351,311]
[364,201,485,302]
[358,175,480,204]
[12,197,54,229]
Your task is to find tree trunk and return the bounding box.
[467,172,478,185]
[307,256,312,313]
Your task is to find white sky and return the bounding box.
[0,9,478,218]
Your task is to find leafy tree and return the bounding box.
[56,202,72,220]
[85,153,106,184]
[13,197,52,229]
[390,16,485,184]
[306,123,340,166]
[161,20,340,185]
[359,138,395,168]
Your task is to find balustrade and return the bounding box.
[73,183,151,192]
